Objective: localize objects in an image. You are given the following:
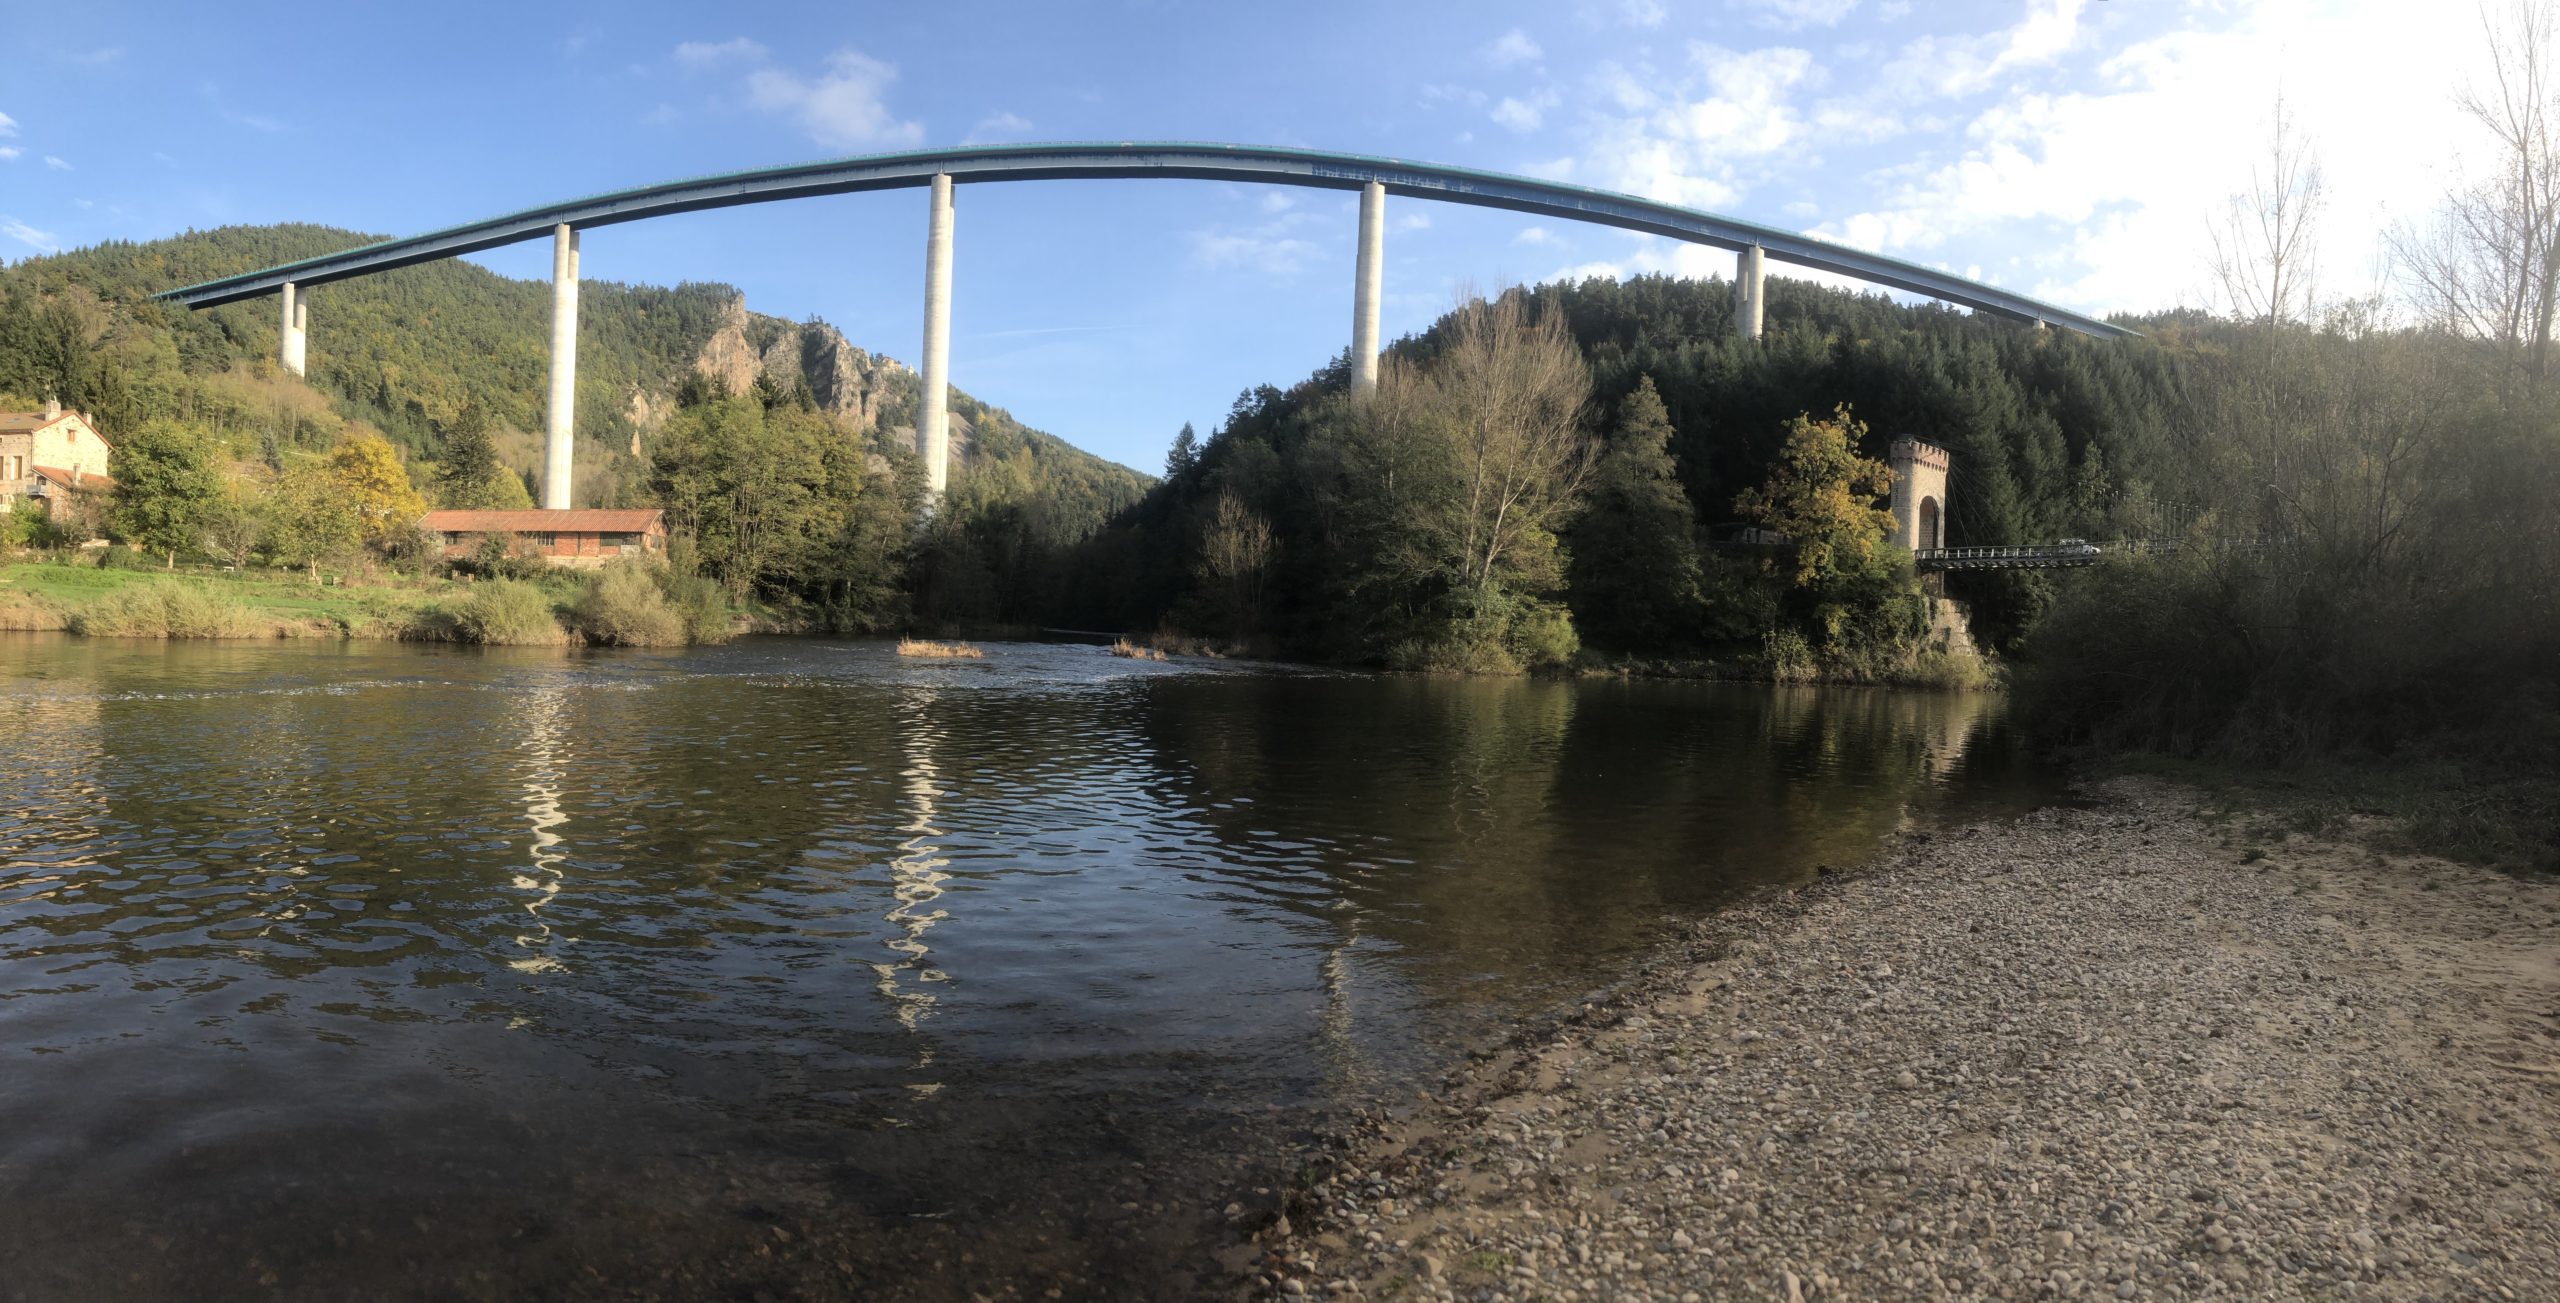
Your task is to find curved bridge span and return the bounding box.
[154,141,2134,507]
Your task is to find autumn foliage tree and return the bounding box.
[1735,405,1899,586]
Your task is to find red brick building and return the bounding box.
[419,508,667,569]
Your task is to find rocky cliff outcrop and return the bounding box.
[688,296,914,433]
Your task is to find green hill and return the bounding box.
[0,223,1149,523]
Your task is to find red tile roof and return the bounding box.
[419,508,666,533]
[31,464,114,492]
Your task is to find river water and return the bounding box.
[0,636,2053,1301]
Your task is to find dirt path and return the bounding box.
[1250,779,2560,1301]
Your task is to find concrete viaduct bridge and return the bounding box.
[155,141,2133,510]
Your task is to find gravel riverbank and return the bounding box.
[1249,779,2560,1301]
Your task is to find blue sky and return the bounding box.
[0,1,2474,472]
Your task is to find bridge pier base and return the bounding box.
[543,224,580,511]
[1351,180,1383,392]
[1734,245,1764,340]
[920,173,954,499]
[279,282,307,377]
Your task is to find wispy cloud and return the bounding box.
[1617,0,1668,28]
[1492,88,1561,133]
[43,155,70,171]
[1483,28,1543,69]
[64,46,123,67]
[746,48,923,149]
[675,36,767,68]
[0,147,21,163]
[0,111,17,138]
[1739,0,1861,30]
[2,217,58,253]
[199,83,287,133]
[964,110,1034,143]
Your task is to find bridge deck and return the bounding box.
[153,141,2134,338]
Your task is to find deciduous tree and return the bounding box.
[108,418,224,568]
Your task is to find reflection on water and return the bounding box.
[0,636,2054,1301]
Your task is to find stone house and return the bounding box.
[1,401,116,526]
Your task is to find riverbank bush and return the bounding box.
[2015,317,2560,867]
[446,580,567,646]
[66,581,268,638]
[570,564,687,647]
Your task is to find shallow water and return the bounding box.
[0,636,2056,1300]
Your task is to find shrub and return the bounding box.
[571,564,687,647]
[651,566,735,644]
[451,532,550,581]
[67,581,263,638]
[1108,637,1167,661]
[448,579,566,645]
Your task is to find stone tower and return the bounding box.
[1889,437,1951,552]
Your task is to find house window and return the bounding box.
[603,532,641,553]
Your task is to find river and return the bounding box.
[0,635,2056,1301]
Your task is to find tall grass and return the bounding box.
[67,582,265,638]
[896,638,982,659]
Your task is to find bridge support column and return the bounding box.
[544,224,580,511]
[1734,245,1764,341]
[1351,180,1384,392]
[279,282,307,377]
[920,173,954,499]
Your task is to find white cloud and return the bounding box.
[965,111,1034,143]
[1514,225,1558,245]
[1260,191,1297,214]
[2,218,57,252]
[1817,0,2484,314]
[1484,29,1543,69]
[0,111,16,138]
[0,147,20,162]
[1618,0,1668,28]
[747,48,924,150]
[1190,229,1324,277]
[1419,83,1489,109]
[66,47,123,66]
[1573,43,1819,208]
[1492,88,1561,133]
[1741,0,1861,31]
[1395,210,1433,233]
[675,37,767,68]
[642,103,681,127]
[43,156,69,171]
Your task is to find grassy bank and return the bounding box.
[0,557,736,647]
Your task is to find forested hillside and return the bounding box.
[0,223,1148,520]
[1062,273,2192,668]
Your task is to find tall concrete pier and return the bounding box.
[1351,180,1384,392]
[544,224,580,511]
[919,173,955,499]
[1734,244,1765,341]
[279,282,307,377]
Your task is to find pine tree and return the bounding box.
[435,404,531,510]
[1165,422,1199,479]
[1568,376,1706,651]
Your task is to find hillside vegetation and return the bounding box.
[0,222,1148,629]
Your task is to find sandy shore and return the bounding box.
[1249,778,2560,1301]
